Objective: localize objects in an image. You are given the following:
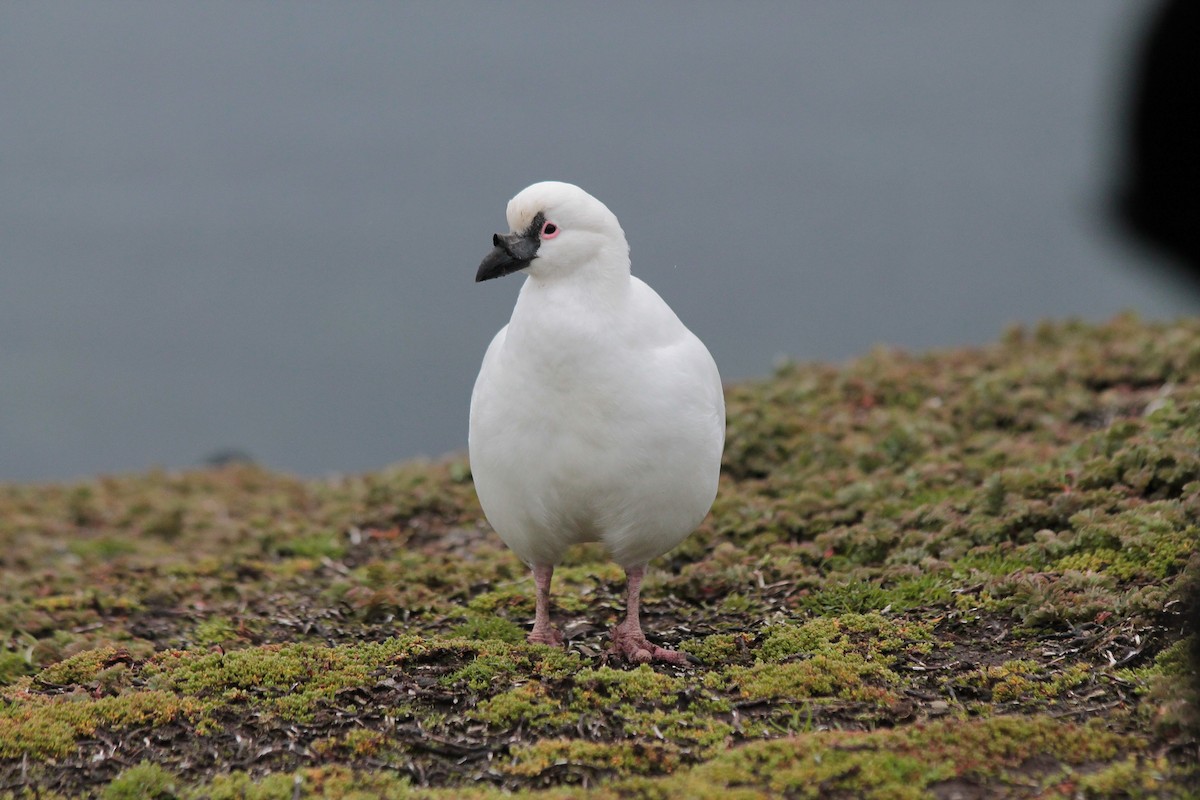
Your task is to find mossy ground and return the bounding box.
[1,315,1197,798]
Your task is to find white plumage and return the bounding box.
[469,181,724,664]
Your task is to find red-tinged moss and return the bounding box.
[0,316,1197,797]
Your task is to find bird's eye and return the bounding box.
[540,221,560,239]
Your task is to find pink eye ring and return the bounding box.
[540,220,560,239]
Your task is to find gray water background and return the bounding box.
[2,2,1195,483]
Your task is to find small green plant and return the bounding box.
[103,762,178,800]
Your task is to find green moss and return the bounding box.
[435,639,584,696]
[466,585,535,615]
[621,707,734,751]
[445,648,522,692]
[529,645,588,681]
[1061,504,1197,581]
[190,771,311,800]
[142,638,429,722]
[1074,754,1174,797]
[0,650,33,686]
[311,728,391,760]
[791,580,899,615]
[505,738,683,778]
[67,536,138,561]
[274,531,346,559]
[681,633,746,665]
[59,716,1170,799]
[759,613,931,664]
[193,616,239,646]
[35,646,123,685]
[103,762,178,800]
[449,613,527,643]
[0,689,203,758]
[955,659,1091,705]
[575,665,684,707]
[471,682,576,729]
[729,654,898,704]
[1,317,1198,797]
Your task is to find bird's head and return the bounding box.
[476,181,629,283]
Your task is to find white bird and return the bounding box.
[469,181,725,665]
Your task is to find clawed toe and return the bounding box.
[527,627,565,647]
[608,627,694,666]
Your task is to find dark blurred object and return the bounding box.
[202,448,257,468]
[1118,0,1200,286]
[1186,563,1200,722]
[1177,562,1200,746]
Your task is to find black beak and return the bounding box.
[476,230,540,282]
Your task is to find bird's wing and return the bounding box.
[469,324,509,425]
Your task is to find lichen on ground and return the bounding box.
[0,314,1197,798]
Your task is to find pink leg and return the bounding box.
[527,564,564,646]
[609,566,696,666]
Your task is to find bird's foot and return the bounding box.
[608,621,697,666]
[527,625,564,647]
